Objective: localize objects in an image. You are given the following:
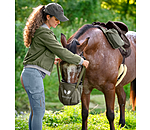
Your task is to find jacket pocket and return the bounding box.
[45,50,54,57]
[40,50,55,71]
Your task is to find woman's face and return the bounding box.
[46,16,60,28]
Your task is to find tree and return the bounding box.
[101,0,136,20]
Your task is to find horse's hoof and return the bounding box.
[119,119,125,127]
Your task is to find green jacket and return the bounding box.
[23,26,82,73]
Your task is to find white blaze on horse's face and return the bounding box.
[62,63,82,83]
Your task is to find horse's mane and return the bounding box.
[74,24,95,39]
[68,24,96,43]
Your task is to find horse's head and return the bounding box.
[60,33,90,83]
[61,33,90,55]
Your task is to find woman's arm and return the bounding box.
[54,58,89,68]
[40,31,89,67]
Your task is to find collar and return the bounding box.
[41,24,50,30]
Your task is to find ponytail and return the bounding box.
[23,5,46,47]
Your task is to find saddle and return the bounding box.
[92,21,131,61]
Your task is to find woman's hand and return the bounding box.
[54,58,62,65]
[54,58,89,68]
[82,60,89,68]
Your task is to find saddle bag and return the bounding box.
[101,27,125,49]
[57,63,85,105]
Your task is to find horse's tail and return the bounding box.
[130,78,136,111]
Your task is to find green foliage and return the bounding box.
[15,20,27,58]
[15,20,29,111]
[43,104,82,127]
[15,0,136,30]
[58,0,100,25]
[15,54,30,111]
[123,83,130,99]
[15,104,136,130]
[101,0,136,19]
[15,112,29,130]
[15,0,41,21]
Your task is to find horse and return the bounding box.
[60,24,136,130]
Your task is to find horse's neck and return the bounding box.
[79,28,106,47]
[68,27,109,52]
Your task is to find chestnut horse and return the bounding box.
[60,24,136,130]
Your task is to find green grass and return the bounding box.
[15,104,136,130]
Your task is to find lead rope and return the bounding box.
[75,66,86,89]
[56,62,61,84]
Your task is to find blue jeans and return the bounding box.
[21,68,45,130]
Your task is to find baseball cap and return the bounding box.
[44,3,69,22]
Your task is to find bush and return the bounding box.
[15,20,27,58]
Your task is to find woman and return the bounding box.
[20,3,89,130]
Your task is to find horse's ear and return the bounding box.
[61,33,67,47]
[78,37,90,53]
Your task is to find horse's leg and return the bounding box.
[103,83,115,130]
[115,86,126,127]
[130,78,136,111]
[81,90,91,130]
